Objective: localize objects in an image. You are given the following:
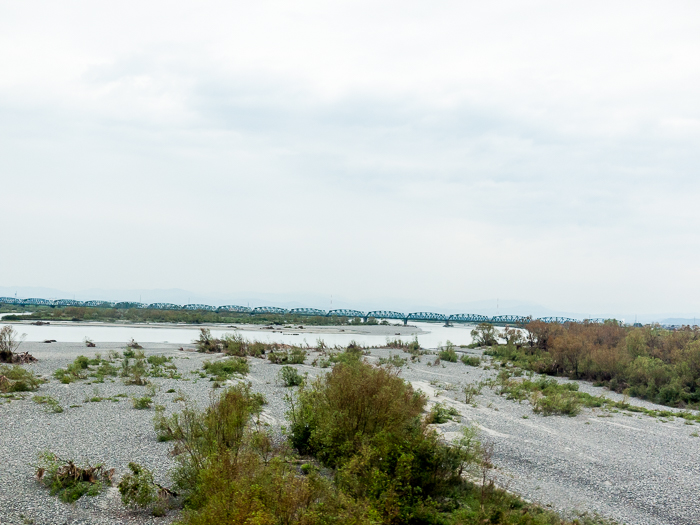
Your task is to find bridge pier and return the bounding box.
[403,318,407,325]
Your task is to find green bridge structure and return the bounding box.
[0,297,608,325]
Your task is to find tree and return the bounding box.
[0,325,24,363]
[470,323,498,347]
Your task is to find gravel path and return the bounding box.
[1,342,699,524]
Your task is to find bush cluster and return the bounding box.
[0,364,43,392]
[149,356,617,524]
[35,452,114,503]
[487,321,700,408]
[202,357,250,381]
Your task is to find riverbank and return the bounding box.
[1,319,423,336]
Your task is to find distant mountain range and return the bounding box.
[0,286,696,324]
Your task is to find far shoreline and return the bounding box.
[0,318,427,336]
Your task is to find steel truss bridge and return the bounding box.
[0,296,610,325]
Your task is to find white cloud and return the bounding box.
[1,1,699,315]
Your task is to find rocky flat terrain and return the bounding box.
[1,341,699,525]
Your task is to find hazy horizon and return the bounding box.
[1,285,697,324]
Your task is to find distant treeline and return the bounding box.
[1,306,377,326]
[481,320,700,409]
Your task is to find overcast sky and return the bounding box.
[1,1,699,316]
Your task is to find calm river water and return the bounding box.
[0,318,476,349]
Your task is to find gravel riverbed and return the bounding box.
[1,341,699,525]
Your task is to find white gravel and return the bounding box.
[1,341,699,525]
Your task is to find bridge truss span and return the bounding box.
[252,306,288,315]
[327,309,366,318]
[447,314,490,323]
[538,317,577,324]
[184,304,217,311]
[0,296,621,325]
[147,303,182,310]
[289,308,327,316]
[52,299,84,307]
[407,312,447,322]
[217,305,252,313]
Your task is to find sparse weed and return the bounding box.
[377,353,408,367]
[33,395,63,413]
[132,396,153,409]
[267,347,307,365]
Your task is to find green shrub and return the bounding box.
[287,359,494,521]
[463,382,484,404]
[147,355,170,366]
[426,402,460,424]
[278,365,305,387]
[497,374,605,417]
[132,396,153,409]
[377,353,408,367]
[0,365,42,392]
[384,337,422,354]
[35,451,113,503]
[461,355,481,366]
[53,353,121,383]
[267,347,307,365]
[202,357,249,381]
[118,462,175,516]
[438,347,459,362]
[156,384,371,524]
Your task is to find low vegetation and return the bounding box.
[384,336,423,353]
[438,341,459,362]
[118,462,176,517]
[486,320,700,409]
[267,347,307,365]
[284,359,608,524]
[461,354,481,366]
[426,402,461,424]
[377,353,408,367]
[35,451,114,503]
[278,365,305,387]
[132,396,153,409]
[0,364,43,393]
[32,395,63,413]
[202,357,249,381]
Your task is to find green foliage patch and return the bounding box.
[278,365,305,387]
[202,357,249,381]
[35,451,113,503]
[0,364,43,392]
[487,320,700,410]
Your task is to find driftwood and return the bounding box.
[12,351,38,364]
[31,321,50,326]
[37,458,115,486]
[0,350,37,364]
